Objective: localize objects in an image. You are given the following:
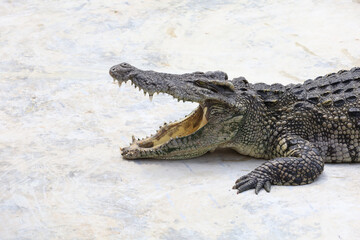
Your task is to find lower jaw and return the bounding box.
[121,145,211,160]
[154,149,210,159]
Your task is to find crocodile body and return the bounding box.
[109,63,360,194]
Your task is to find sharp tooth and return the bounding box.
[149,94,153,101]
[132,135,136,143]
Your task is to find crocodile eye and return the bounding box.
[194,80,219,93]
[195,80,207,87]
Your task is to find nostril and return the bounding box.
[120,63,130,68]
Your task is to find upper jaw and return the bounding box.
[109,62,202,102]
[109,63,237,106]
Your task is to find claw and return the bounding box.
[149,94,153,101]
[118,81,123,87]
[132,135,136,143]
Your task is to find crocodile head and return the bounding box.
[109,63,251,159]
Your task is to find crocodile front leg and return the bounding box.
[233,136,325,194]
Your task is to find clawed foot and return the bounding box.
[232,173,272,194]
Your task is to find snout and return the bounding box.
[109,62,134,80]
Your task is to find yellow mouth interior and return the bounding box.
[137,105,208,148]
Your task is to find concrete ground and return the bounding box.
[1,0,360,239]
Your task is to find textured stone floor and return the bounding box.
[1,0,360,239]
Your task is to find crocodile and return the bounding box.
[109,62,360,194]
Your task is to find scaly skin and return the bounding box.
[109,63,360,194]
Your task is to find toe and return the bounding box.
[233,178,251,189]
[255,181,264,195]
[236,179,257,194]
[264,181,271,192]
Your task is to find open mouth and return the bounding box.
[111,77,209,159]
[134,105,208,148]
